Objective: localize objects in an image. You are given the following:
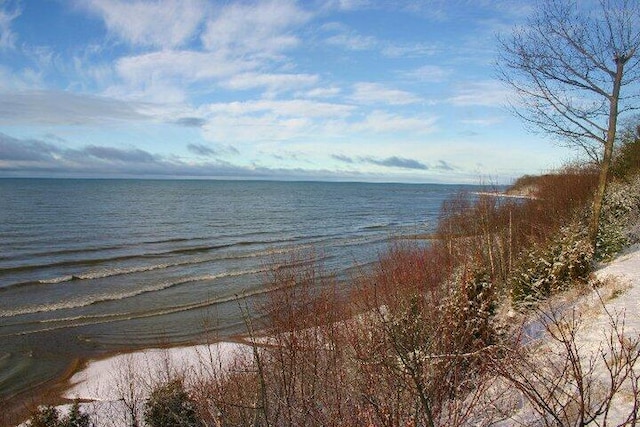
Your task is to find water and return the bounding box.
[0,178,478,403]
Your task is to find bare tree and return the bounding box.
[497,0,640,247]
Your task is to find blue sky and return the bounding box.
[0,0,579,183]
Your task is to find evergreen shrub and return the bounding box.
[597,175,640,259]
[509,223,593,307]
[144,379,202,427]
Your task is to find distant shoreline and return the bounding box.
[472,191,537,199]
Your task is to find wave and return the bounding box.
[0,268,265,319]
[1,236,346,292]
[0,279,296,338]
[0,236,296,278]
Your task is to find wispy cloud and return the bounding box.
[403,65,450,83]
[112,50,256,101]
[351,83,421,105]
[331,154,354,164]
[222,72,319,93]
[187,143,239,157]
[323,23,378,50]
[332,153,429,170]
[435,160,455,171]
[80,0,207,48]
[365,156,429,170]
[201,0,311,58]
[0,1,20,50]
[448,80,512,107]
[82,145,156,163]
[352,111,437,134]
[380,42,439,58]
[322,22,437,57]
[460,117,504,126]
[205,99,354,118]
[303,87,342,99]
[0,90,149,124]
[187,143,217,157]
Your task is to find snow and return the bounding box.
[55,342,250,427]
[492,244,640,425]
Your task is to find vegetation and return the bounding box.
[497,0,640,249]
[27,401,90,427]
[15,0,640,425]
[144,379,201,427]
[22,152,639,426]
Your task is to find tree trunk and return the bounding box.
[589,57,626,250]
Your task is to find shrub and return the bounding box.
[611,122,640,180]
[62,402,91,427]
[27,401,90,427]
[509,223,593,307]
[144,379,202,427]
[596,174,640,260]
[447,269,497,348]
[28,406,60,427]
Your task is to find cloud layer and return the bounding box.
[0,0,574,183]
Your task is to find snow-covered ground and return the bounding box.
[56,341,250,427]
[494,244,640,425]
[21,246,640,426]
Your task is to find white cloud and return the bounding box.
[0,90,149,125]
[202,113,312,145]
[0,65,43,91]
[81,0,206,48]
[320,0,372,11]
[350,82,422,105]
[0,1,20,50]
[321,21,437,57]
[448,80,512,107]
[352,110,437,134]
[325,29,377,51]
[380,42,439,58]
[403,65,450,83]
[111,50,256,101]
[116,50,254,83]
[222,72,319,93]
[321,22,382,52]
[302,86,342,98]
[460,117,505,126]
[201,0,311,58]
[205,99,354,118]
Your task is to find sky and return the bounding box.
[0,0,581,184]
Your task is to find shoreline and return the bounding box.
[472,190,537,199]
[9,245,640,426]
[4,335,251,427]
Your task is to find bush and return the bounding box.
[27,401,90,427]
[596,174,640,260]
[144,379,201,427]
[28,406,60,427]
[509,223,593,307]
[611,122,640,180]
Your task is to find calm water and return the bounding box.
[0,179,479,402]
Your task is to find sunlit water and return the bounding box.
[0,179,482,402]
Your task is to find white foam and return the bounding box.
[1,269,264,318]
